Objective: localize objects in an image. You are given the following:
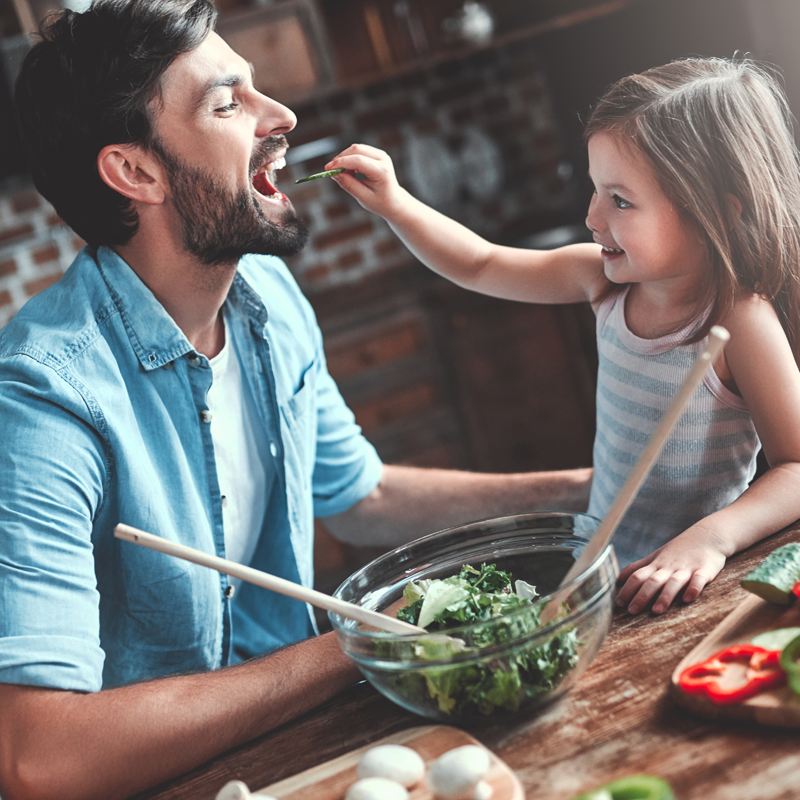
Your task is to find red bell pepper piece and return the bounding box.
[678,643,785,705]
[792,581,800,600]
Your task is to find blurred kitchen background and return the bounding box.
[0,0,797,586]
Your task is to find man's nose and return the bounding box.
[256,95,297,137]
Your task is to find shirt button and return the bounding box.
[221,495,228,508]
[224,584,235,599]
[188,354,200,365]
[270,443,278,457]
[200,409,213,423]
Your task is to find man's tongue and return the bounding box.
[253,170,278,197]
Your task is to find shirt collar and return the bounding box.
[227,269,270,337]
[94,247,270,371]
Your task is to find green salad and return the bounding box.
[380,563,580,718]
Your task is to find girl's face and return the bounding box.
[585,133,707,293]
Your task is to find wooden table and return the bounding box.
[135,524,800,800]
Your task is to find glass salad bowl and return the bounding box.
[330,511,618,725]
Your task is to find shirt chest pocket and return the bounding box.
[279,358,318,481]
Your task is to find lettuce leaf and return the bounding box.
[384,563,580,718]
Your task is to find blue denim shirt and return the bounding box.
[0,246,382,691]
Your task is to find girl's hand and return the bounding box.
[615,526,728,614]
[323,144,408,219]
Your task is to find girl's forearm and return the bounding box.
[327,144,604,305]
[385,187,498,292]
[701,461,800,556]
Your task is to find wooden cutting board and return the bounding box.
[255,725,524,799]
[670,592,800,726]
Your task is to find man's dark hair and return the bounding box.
[14,0,217,247]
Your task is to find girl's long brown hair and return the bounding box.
[584,57,800,362]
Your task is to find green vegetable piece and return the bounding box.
[751,627,800,650]
[571,774,677,800]
[740,543,800,604]
[780,632,800,696]
[294,168,345,184]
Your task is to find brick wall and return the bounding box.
[282,37,575,292]
[0,33,574,328]
[0,178,85,328]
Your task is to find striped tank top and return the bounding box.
[586,287,760,567]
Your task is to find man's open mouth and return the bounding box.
[252,155,287,199]
[602,246,624,255]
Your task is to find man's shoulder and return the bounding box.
[0,248,114,370]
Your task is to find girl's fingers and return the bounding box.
[326,156,393,186]
[617,561,642,583]
[651,569,692,614]
[329,172,359,191]
[615,563,657,607]
[625,567,676,614]
[681,570,712,603]
[326,146,391,173]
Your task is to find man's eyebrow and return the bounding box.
[192,63,256,112]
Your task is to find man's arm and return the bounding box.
[322,463,593,548]
[0,632,359,800]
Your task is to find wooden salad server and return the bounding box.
[114,523,425,635]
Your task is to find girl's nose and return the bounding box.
[585,193,602,234]
[256,95,297,138]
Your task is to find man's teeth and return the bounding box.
[266,156,286,172]
[603,246,623,254]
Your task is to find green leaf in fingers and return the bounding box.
[294,168,345,184]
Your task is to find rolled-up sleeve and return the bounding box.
[0,355,106,692]
[310,359,382,518]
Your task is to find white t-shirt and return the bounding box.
[206,311,270,584]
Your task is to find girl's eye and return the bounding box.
[612,193,632,209]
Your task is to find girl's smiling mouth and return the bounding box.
[600,244,625,261]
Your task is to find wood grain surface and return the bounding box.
[257,725,524,799]
[134,524,800,800]
[669,593,800,727]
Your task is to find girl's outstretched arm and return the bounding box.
[325,144,606,305]
[616,295,800,614]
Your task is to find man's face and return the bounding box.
[149,33,308,265]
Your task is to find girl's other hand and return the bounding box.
[323,144,407,220]
[615,527,727,614]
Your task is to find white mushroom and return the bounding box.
[357,744,426,788]
[473,780,493,800]
[345,776,410,800]
[214,780,277,800]
[427,745,492,800]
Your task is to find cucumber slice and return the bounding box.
[740,543,800,605]
[571,775,676,800]
[751,627,800,650]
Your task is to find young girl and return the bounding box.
[324,57,800,615]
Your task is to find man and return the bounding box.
[0,0,591,797]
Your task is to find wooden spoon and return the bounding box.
[114,523,424,635]
[540,325,731,624]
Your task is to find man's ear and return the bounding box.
[97,144,166,205]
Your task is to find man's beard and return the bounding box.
[149,136,309,267]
